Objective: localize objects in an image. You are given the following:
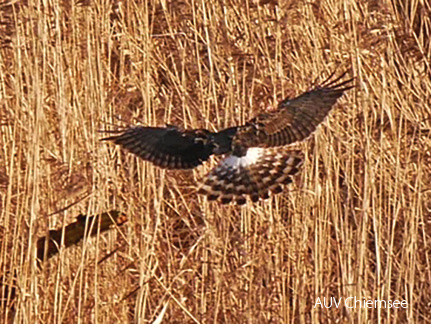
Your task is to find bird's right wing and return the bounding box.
[241,71,354,148]
[102,126,215,169]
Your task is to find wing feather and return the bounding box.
[235,71,353,148]
[102,126,214,169]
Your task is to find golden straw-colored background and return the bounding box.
[1,0,430,323]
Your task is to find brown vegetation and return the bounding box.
[0,0,430,322]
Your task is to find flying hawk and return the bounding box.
[103,71,353,205]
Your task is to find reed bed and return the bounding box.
[0,0,430,322]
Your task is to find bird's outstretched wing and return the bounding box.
[102,126,215,169]
[236,71,354,148]
[198,148,303,205]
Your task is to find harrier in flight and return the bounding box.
[103,71,353,205]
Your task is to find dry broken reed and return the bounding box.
[0,0,430,323]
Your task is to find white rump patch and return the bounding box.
[221,148,265,169]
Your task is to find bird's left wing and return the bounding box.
[102,125,215,169]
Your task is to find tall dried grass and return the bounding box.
[0,0,430,323]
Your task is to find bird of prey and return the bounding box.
[103,71,353,205]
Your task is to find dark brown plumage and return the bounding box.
[102,126,215,169]
[234,70,353,149]
[103,71,353,204]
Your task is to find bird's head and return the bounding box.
[211,127,238,155]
